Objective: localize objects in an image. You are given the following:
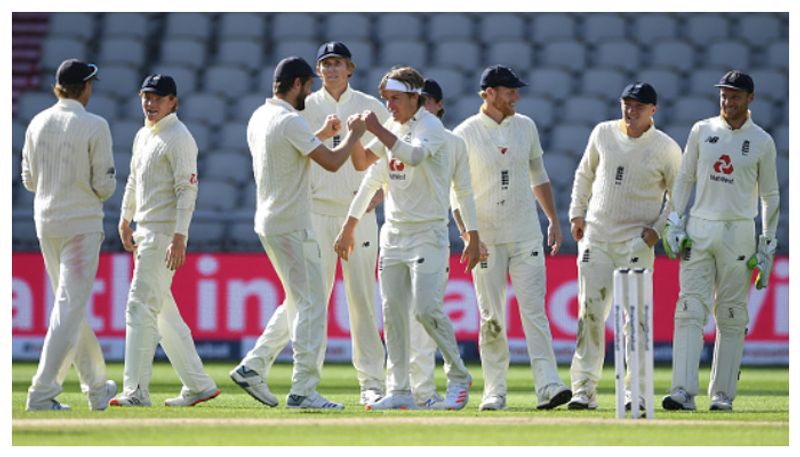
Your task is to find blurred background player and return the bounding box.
[335,66,479,410]
[228,42,389,406]
[230,56,366,410]
[566,82,681,410]
[23,58,117,411]
[112,74,219,407]
[410,78,481,409]
[662,70,779,412]
[453,65,570,411]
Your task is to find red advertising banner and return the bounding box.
[12,253,788,363]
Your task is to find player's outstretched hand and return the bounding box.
[347,114,366,138]
[570,217,585,242]
[547,220,563,255]
[119,218,136,253]
[165,234,187,271]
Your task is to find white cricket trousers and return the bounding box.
[240,214,385,391]
[243,229,327,397]
[121,229,216,397]
[569,236,655,397]
[473,238,563,401]
[670,217,755,400]
[380,243,470,394]
[28,232,108,405]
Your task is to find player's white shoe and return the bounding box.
[709,392,733,411]
[479,394,507,411]
[443,374,471,410]
[661,387,696,411]
[164,386,221,407]
[537,383,572,410]
[88,380,117,411]
[567,390,598,410]
[418,392,445,410]
[359,387,384,405]
[229,365,278,407]
[365,392,419,411]
[109,387,152,407]
[26,398,71,411]
[286,392,344,410]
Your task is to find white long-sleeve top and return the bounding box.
[121,113,198,236]
[348,107,451,249]
[453,110,548,245]
[301,85,390,216]
[569,119,682,242]
[21,98,116,238]
[671,113,780,238]
[248,98,323,237]
[446,130,479,232]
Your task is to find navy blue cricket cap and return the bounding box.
[56,59,99,85]
[422,79,443,101]
[715,70,754,93]
[274,56,317,83]
[140,74,177,97]
[620,82,657,105]
[316,41,352,63]
[480,65,526,90]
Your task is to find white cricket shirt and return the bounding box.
[121,113,198,236]
[445,130,479,232]
[22,98,116,238]
[348,107,451,249]
[454,110,545,245]
[569,119,682,242]
[671,113,780,237]
[302,85,390,216]
[248,97,323,237]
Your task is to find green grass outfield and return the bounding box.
[12,361,788,446]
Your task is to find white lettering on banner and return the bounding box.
[226,279,279,330]
[112,254,130,330]
[773,259,788,335]
[548,280,579,335]
[88,280,105,330]
[444,279,478,333]
[12,279,33,330]
[197,255,219,330]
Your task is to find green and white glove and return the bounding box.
[661,212,691,260]
[747,235,777,289]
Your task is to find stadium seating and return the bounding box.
[10,12,788,254]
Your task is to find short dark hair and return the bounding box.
[273,74,313,96]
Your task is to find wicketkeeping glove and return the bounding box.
[661,212,691,260]
[747,235,777,289]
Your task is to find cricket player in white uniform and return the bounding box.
[453,65,570,411]
[229,43,389,406]
[565,82,682,410]
[231,56,367,410]
[335,66,480,411]
[409,79,482,409]
[23,59,118,411]
[662,71,780,412]
[112,74,220,407]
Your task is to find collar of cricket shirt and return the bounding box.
[616,118,656,142]
[322,84,352,104]
[57,98,86,112]
[478,108,512,130]
[148,112,178,134]
[719,110,754,131]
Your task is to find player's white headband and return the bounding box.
[383,78,422,94]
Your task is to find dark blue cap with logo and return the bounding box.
[714,70,754,93]
[316,41,352,63]
[56,59,99,85]
[480,65,527,90]
[422,79,443,101]
[620,82,657,105]
[140,74,177,96]
[274,56,317,82]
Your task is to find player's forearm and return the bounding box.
[533,182,559,224]
[761,191,780,239]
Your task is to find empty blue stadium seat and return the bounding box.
[479,13,525,42]
[428,13,474,42]
[515,97,554,130]
[148,65,198,96]
[487,41,533,71]
[632,14,678,43]
[274,40,318,65]
[424,67,465,99]
[749,69,787,102]
[181,94,227,127]
[102,13,149,40]
[216,124,250,153]
[526,68,573,100]
[380,41,427,70]
[94,64,140,98]
[685,15,730,46]
[111,120,143,150]
[376,13,422,41]
[670,96,718,124]
[234,94,267,121]
[563,97,608,126]
[47,12,95,42]
[634,68,681,100]
[270,13,317,41]
[583,14,627,42]
[651,40,695,72]
[323,13,371,41]
[531,13,576,43]
[541,41,586,72]
[219,13,264,41]
[40,37,87,71]
[159,39,207,70]
[736,14,782,47]
[164,12,213,40]
[687,69,725,97]
[550,125,593,156]
[17,91,55,123]
[581,68,626,99]
[706,41,750,71]
[87,93,118,122]
[766,42,788,69]
[594,41,641,72]
[346,40,375,69]
[543,153,578,188]
[202,151,252,184]
[217,40,263,71]
[204,66,251,98]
